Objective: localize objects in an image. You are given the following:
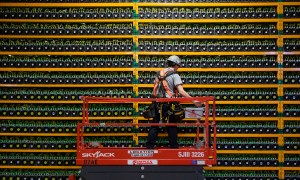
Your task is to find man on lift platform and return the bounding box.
[71,59,216,179]
[146,55,202,149]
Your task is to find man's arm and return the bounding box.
[176,84,201,107]
[176,84,191,98]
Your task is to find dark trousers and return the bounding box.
[146,103,179,149]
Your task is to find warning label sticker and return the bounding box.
[128,159,158,165]
[128,150,158,157]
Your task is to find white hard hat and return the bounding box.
[167,55,181,67]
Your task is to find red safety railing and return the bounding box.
[75,96,216,166]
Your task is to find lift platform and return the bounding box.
[69,97,216,180]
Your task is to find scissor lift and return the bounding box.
[69,97,216,180]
